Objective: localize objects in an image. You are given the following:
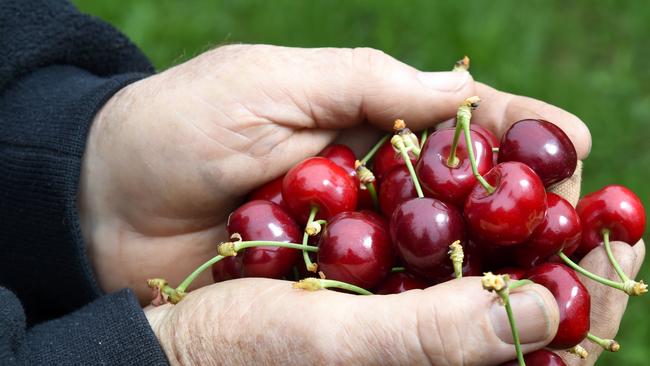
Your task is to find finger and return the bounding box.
[559,239,645,366]
[346,277,560,366]
[472,82,592,159]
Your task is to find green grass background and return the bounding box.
[73,1,650,363]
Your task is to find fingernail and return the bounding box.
[490,290,552,344]
[417,71,470,91]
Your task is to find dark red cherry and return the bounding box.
[475,239,517,271]
[429,240,483,284]
[526,263,590,349]
[515,193,582,268]
[227,200,301,279]
[375,272,428,294]
[498,119,577,187]
[317,211,393,289]
[500,349,566,366]
[282,157,358,223]
[248,175,287,209]
[319,144,358,180]
[494,267,527,280]
[416,128,493,206]
[390,197,465,280]
[373,138,418,181]
[379,166,417,218]
[574,185,646,259]
[464,162,547,246]
[211,256,242,282]
[357,181,378,211]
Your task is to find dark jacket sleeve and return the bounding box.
[0,0,169,364]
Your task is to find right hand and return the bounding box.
[145,276,560,365]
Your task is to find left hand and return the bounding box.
[78,44,591,302]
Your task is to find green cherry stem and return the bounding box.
[508,279,534,291]
[587,332,620,352]
[459,102,495,194]
[392,135,424,198]
[448,240,464,278]
[446,120,463,168]
[492,147,499,153]
[503,294,525,366]
[602,229,630,283]
[361,134,390,165]
[364,182,380,211]
[391,266,406,273]
[294,278,373,295]
[302,206,320,272]
[420,128,429,148]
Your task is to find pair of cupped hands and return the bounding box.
[79,45,645,365]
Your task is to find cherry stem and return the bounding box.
[508,279,533,291]
[393,136,424,198]
[361,134,390,165]
[557,251,634,295]
[391,266,405,273]
[420,129,429,148]
[403,136,421,157]
[294,278,373,295]
[176,255,225,294]
[461,116,495,194]
[448,240,464,278]
[587,332,620,352]
[602,229,630,283]
[365,182,380,211]
[503,294,526,366]
[492,147,499,153]
[302,206,320,272]
[447,121,463,168]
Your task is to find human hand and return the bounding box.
[78,44,591,301]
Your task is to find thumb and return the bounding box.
[346,277,560,366]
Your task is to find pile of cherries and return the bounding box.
[150,90,646,365]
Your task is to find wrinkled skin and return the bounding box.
[76,44,637,366]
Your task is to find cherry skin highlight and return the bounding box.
[390,197,465,280]
[378,166,417,219]
[500,349,566,366]
[417,128,493,206]
[375,272,428,294]
[526,263,590,349]
[319,144,358,180]
[515,193,582,268]
[227,200,301,279]
[317,211,393,289]
[248,175,287,209]
[464,161,547,246]
[574,184,646,259]
[373,138,418,181]
[282,157,358,223]
[498,119,577,187]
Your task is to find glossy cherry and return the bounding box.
[248,175,287,209]
[375,272,428,294]
[227,200,301,279]
[526,263,590,349]
[464,161,547,246]
[373,138,418,181]
[470,124,500,149]
[515,193,582,267]
[416,128,493,206]
[211,256,242,282]
[319,144,358,180]
[282,157,358,223]
[390,197,465,280]
[357,181,378,211]
[378,166,417,219]
[498,119,577,187]
[317,211,393,289]
[574,185,646,258]
[500,349,566,366]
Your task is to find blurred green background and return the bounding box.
[73,0,649,364]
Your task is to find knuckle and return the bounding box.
[416,296,464,366]
[350,47,392,77]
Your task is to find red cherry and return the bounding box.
[526,263,590,349]
[464,162,547,246]
[470,124,500,149]
[574,185,646,258]
[515,193,582,268]
[227,200,301,279]
[375,272,428,294]
[211,256,242,282]
[475,239,517,271]
[373,138,418,181]
[500,349,566,366]
[282,157,358,223]
[494,267,527,280]
[248,175,287,209]
[378,166,417,219]
[498,119,577,187]
[318,144,358,180]
[317,211,393,289]
[417,128,493,206]
[390,197,465,280]
[357,181,378,211]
